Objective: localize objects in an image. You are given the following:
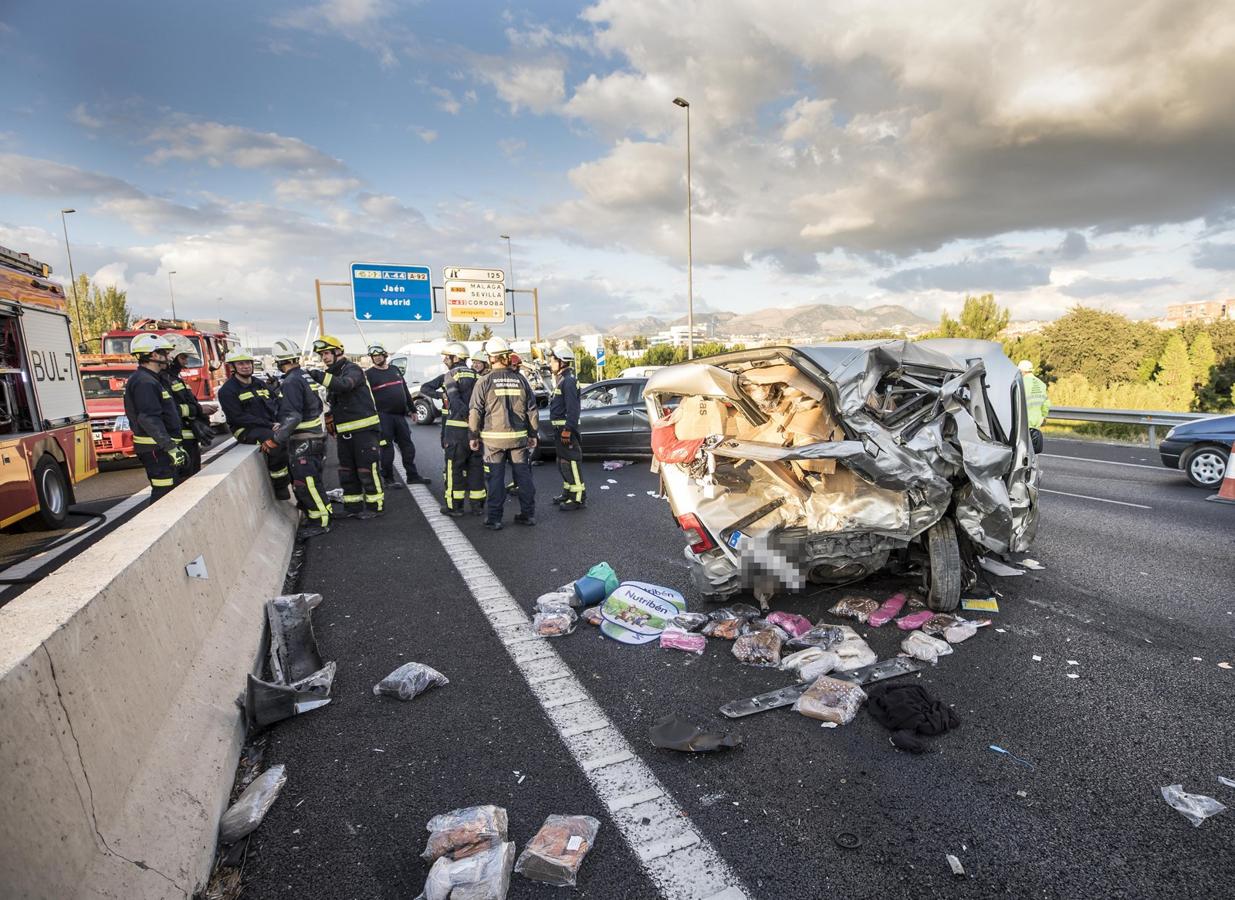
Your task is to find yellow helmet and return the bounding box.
[226,349,257,364]
[313,334,345,354]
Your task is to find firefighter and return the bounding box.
[469,336,538,530]
[268,338,331,539]
[421,342,484,516]
[218,349,290,500]
[124,333,187,503]
[365,343,430,489]
[548,342,586,510]
[469,348,490,377]
[309,335,384,519]
[165,334,213,480]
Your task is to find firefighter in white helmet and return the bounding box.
[548,342,586,510]
[469,336,538,529]
[164,333,212,479]
[218,349,290,499]
[268,339,331,539]
[123,333,187,503]
[421,341,484,515]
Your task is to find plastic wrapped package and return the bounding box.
[765,611,812,637]
[786,624,847,652]
[533,606,578,637]
[535,589,579,611]
[514,815,601,887]
[419,841,515,900]
[896,610,934,631]
[833,626,878,672]
[671,612,710,632]
[1161,785,1227,827]
[710,602,762,622]
[732,629,783,667]
[702,618,743,640]
[944,621,979,643]
[781,647,826,673]
[920,614,963,637]
[742,619,791,642]
[867,593,908,628]
[373,662,449,701]
[660,628,707,654]
[218,764,287,844]
[581,606,604,626]
[796,652,841,682]
[793,675,867,724]
[421,805,509,863]
[901,631,953,664]
[829,596,880,623]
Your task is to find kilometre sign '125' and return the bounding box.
[443,266,506,325]
[350,262,433,322]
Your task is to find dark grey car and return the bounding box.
[535,377,652,458]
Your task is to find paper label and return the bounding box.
[566,836,582,851]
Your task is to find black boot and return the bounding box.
[551,494,567,505]
[439,505,465,518]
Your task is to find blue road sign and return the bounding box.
[351,262,433,322]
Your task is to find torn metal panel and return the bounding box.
[267,594,325,684]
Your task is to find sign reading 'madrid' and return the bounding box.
[351,262,433,322]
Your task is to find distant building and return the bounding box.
[649,323,713,347]
[1165,300,1233,325]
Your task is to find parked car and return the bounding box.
[642,339,1040,612]
[1159,414,1234,488]
[535,377,655,458]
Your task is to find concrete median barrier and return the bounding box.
[0,445,297,900]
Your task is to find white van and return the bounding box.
[391,338,550,425]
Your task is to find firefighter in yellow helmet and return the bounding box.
[123,333,187,503]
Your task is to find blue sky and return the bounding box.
[2,0,1233,350]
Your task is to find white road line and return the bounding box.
[1039,488,1152,509]
[404,481,752,900]
[1040,453,1168,472]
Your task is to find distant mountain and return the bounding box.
[546,322,601,341]
[602,302,930,341]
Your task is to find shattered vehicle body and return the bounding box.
[643,340,1040,611]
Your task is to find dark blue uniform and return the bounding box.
[424,364,485,512]
[219,374,290,496]
[550,369,585,506]
[273,367,330,528]
[365,364,426,484]
[124,366,182,503]
[312,358,384,514]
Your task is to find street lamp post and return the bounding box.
[673,97,694,360]
[500,234,515,339]
[168,270,178,321]
[59,208,85,346]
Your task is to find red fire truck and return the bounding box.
[80,319,237,462]
[0,244,97,529]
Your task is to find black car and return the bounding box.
[535,377,653,457]
[1159,414,1234,488]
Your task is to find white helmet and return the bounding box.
[442,341,468,359]
[226,349,257,364]
[469,349,489,365]
[272,338,302,363]
[1018,360,1034,374]
[166,334,195,361]
[130,333,176,356]
[484,336,511,355]
[551,342,574,363]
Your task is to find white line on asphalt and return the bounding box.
[1039,488,1152,509]
[1040,453,1168,471]
[405,480,752,900]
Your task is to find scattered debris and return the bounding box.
[765,610,812,637]
[979,557,1024,577]
[795,651,841,682]
[1020,558,1045,570]
[650,713,743,752]
[580,606,604,627]
[961,596,1000,613]
[829,596,879,624]
[988,745,1034,768]
[1032,655,1042,662]
[1218,776,1235,789]
[218,764,287,844]
[660,629,706,654]
[514,815,601,887]
[1067,660,1079,665]
[720,658,922,717]
[793,675,867,725]
[895,610,934,631]
[1219,662,1233,670]
[421,805,509,863]
[1066,673,1080,679]
[534,606,578,637]
[732,629,783,667]
[606,478,618,484]
[902,631,952,664]
[599,485,610,490]
[420,841,515,900]
[535,588,579,610]
[602,460,633,470]
[946,853,966,877]
[670,611,710,632]
[373,662,449,701]
[866,683,961,754]
[867,592,908,628]
[1160,785,1227,827]
[600,582,686,644]
[785,623,847,652]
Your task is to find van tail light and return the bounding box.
[677,512,716,554]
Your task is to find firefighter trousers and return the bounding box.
[137,447,179,504]
[484,445,534,524]
[556,429,585,502]
[443,439,486,510]
[288,436,330,526]
[246,426,291,496]
[379,412,423,480]
[337,428,384,513]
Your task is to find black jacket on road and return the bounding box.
[124,366,181,451]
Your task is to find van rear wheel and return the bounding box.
[924,518,961,612]
[32,457,70,530]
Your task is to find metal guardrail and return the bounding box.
[1046,406,1211,445]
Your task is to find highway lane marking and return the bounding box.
[1040,453,1169,472]
[404,478,752,900]
[1039,488,1152,509]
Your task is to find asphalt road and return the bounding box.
[233,429,1234,899]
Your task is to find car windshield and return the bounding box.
[103,334,203,365]
[81,369,132,399]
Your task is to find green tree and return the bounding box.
[1002,333,1044,373]
[575,349,596,383]
[931,293,1009,340]
[1153,333,1196,411]
[835,329,904,342]
[1188,332,1217,387]
[476,325,494,341]
[445,323,472,342]
[630,335,649,350]
[1041,307,1148,386]
[67,275,133,350]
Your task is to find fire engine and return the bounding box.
[0,244,97,529]
[80,318,237,461]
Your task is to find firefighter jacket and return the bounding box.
[423,363,477,441]
[166,363,206,441]
[273,367,326,444]
[468,365,539,450]
[218,374,277,441]
[1023,372,1050,430]
[124,366,181,452]
[365,365,414,415]
[312,357,379,434]
[549,370,581,431]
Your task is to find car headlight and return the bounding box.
[1164,426,1177,441]
[113,415,130,432]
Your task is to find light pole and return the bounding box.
[673,96,694,360]
[168,270,178,321]
[500,233,515,339]
[59,208,85,346]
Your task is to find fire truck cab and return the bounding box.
[0,245,97,529]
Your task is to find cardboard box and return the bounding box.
[674,397,740,440]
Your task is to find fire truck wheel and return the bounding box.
[32,456,70,530]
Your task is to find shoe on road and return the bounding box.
[551,494,566,505]
[558,499,585,512]
[484,520,504,531]
[514,513,536,526]
[356,510,379,520]
[439,506,465,518]
[386,480,405,490]
[408,475,431,485]
[296,525,330,542]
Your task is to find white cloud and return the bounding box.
[429,86,461,115]
[480,63,566,115]
[274,175,364,202]
[414,127,438,143]
[0,152,143,199]
[146,120,345,171]
[497,138,525,158]
[69,103,104,129]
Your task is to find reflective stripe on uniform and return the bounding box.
[335,414,380,433]
[298,417,324,431]
[468,489,486,500]
[343,493,363,503]
[445,419,468,428]
[481,430,526,440]
[568,460,585,496]
[233,428,246,440]
[171,382,187,391]
[456,371,476,379]
[305,476,330,523]
[133,435,157,445]
[151,477,175,487]
[181,429,195,439]
[322,372,333,387]
[494,388,523,397]
[269,467,289,478]
[238,391,254,400]
[161,391,171,399]
[369,462,384,510]
[179,404,191,417]
[552,419,566,426]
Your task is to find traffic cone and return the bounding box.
[1205,442,1235,505]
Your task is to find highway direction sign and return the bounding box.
[443,266,506,324]
[351,262,433,322]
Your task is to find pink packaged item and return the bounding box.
[895,610,934,631]
[867,593,907,628]
[660,629,706,655]
[765,611,812,638]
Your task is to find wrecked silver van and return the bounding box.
[643,339,1039,612]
